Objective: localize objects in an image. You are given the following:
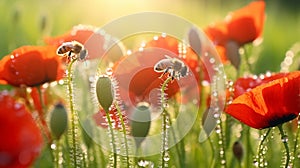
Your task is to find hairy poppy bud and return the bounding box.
[50,103,68,140]
[96,76,114,112]
[130,102,151,148]
[232,141,244,162]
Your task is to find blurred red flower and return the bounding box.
[0,91,43,168]
[93,105,126,130]
[44,25,96,47]
[225,71,300,129]
[204,0,265,64]
[0,46,64,87]
[113,35,201,107]
[45,25,124,61]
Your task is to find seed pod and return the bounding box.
[130,102,151,148]
[232,141,244,162]
[96,76,114,112]
[188,27,202,57]
[50,103,68,140]
[226,40,241,70]
[82,119,93,149]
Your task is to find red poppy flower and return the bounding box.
[225,71,300,129]
[45,25,124,61]
[0,46,64,87]
[0,91,43,168]
[204,0,265,62]
[113,35,200,107]
[233,72,287,98]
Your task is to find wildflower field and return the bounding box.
[0,0,299,168]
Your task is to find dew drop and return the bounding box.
[50,143,56,150]
[281,135,288,143]
[201,80,210,86]
[285,50,294,58]
[138,47,144,52]
[259,74,265,79]
[209,58,215,64]
[58,79,64,85]
[14,103,22,110]
[106,68,113,76]
[253,160,259,167]
[204,52,209,57]
[265,71,272,77]
[161,32,167,38]
[10,55,15,59]
[213,112,220,119]
[163,103,169,108]
[163,152,170,161]
[192,99,198,105]
[215,127,221,134]
[126,50,132,55]
[153,36,159,40]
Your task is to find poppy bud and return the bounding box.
[232,141,244,162]
[82,119,93,149]
[188,27,202,57]
[225,40,240,70]
[95,76,115,112]
[50,103,68,140]
[130,102,151,148]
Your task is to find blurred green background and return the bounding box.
[0,1,299,167]
[0,0,299,73]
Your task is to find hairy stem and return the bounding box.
[115,102,130,168]
[256,128,271,167]
[160,77,172,168]
[66,58,81,167]
[278,124,290,168]
[105,109,117,168]
[292,120,300,167]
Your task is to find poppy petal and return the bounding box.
[226,71,300,129]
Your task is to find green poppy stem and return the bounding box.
[278,124,290,168]
[66,58,82,167]
[115,102,130,168]
[160,77,172,168]
[104,109,117,168]
[292,120,300,167]
[256,128,271,167]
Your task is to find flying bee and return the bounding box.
[154,55,189,80]
[56,41,88,62]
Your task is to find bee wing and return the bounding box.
[78,49,88,61]
[164,55,172,59]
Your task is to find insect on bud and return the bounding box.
[130,102,151,148]
[232,141,244,162]
[96,75,115,112]
[50,103,68,140]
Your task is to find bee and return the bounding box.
[56,41,88,62]
[154,55,189,80]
